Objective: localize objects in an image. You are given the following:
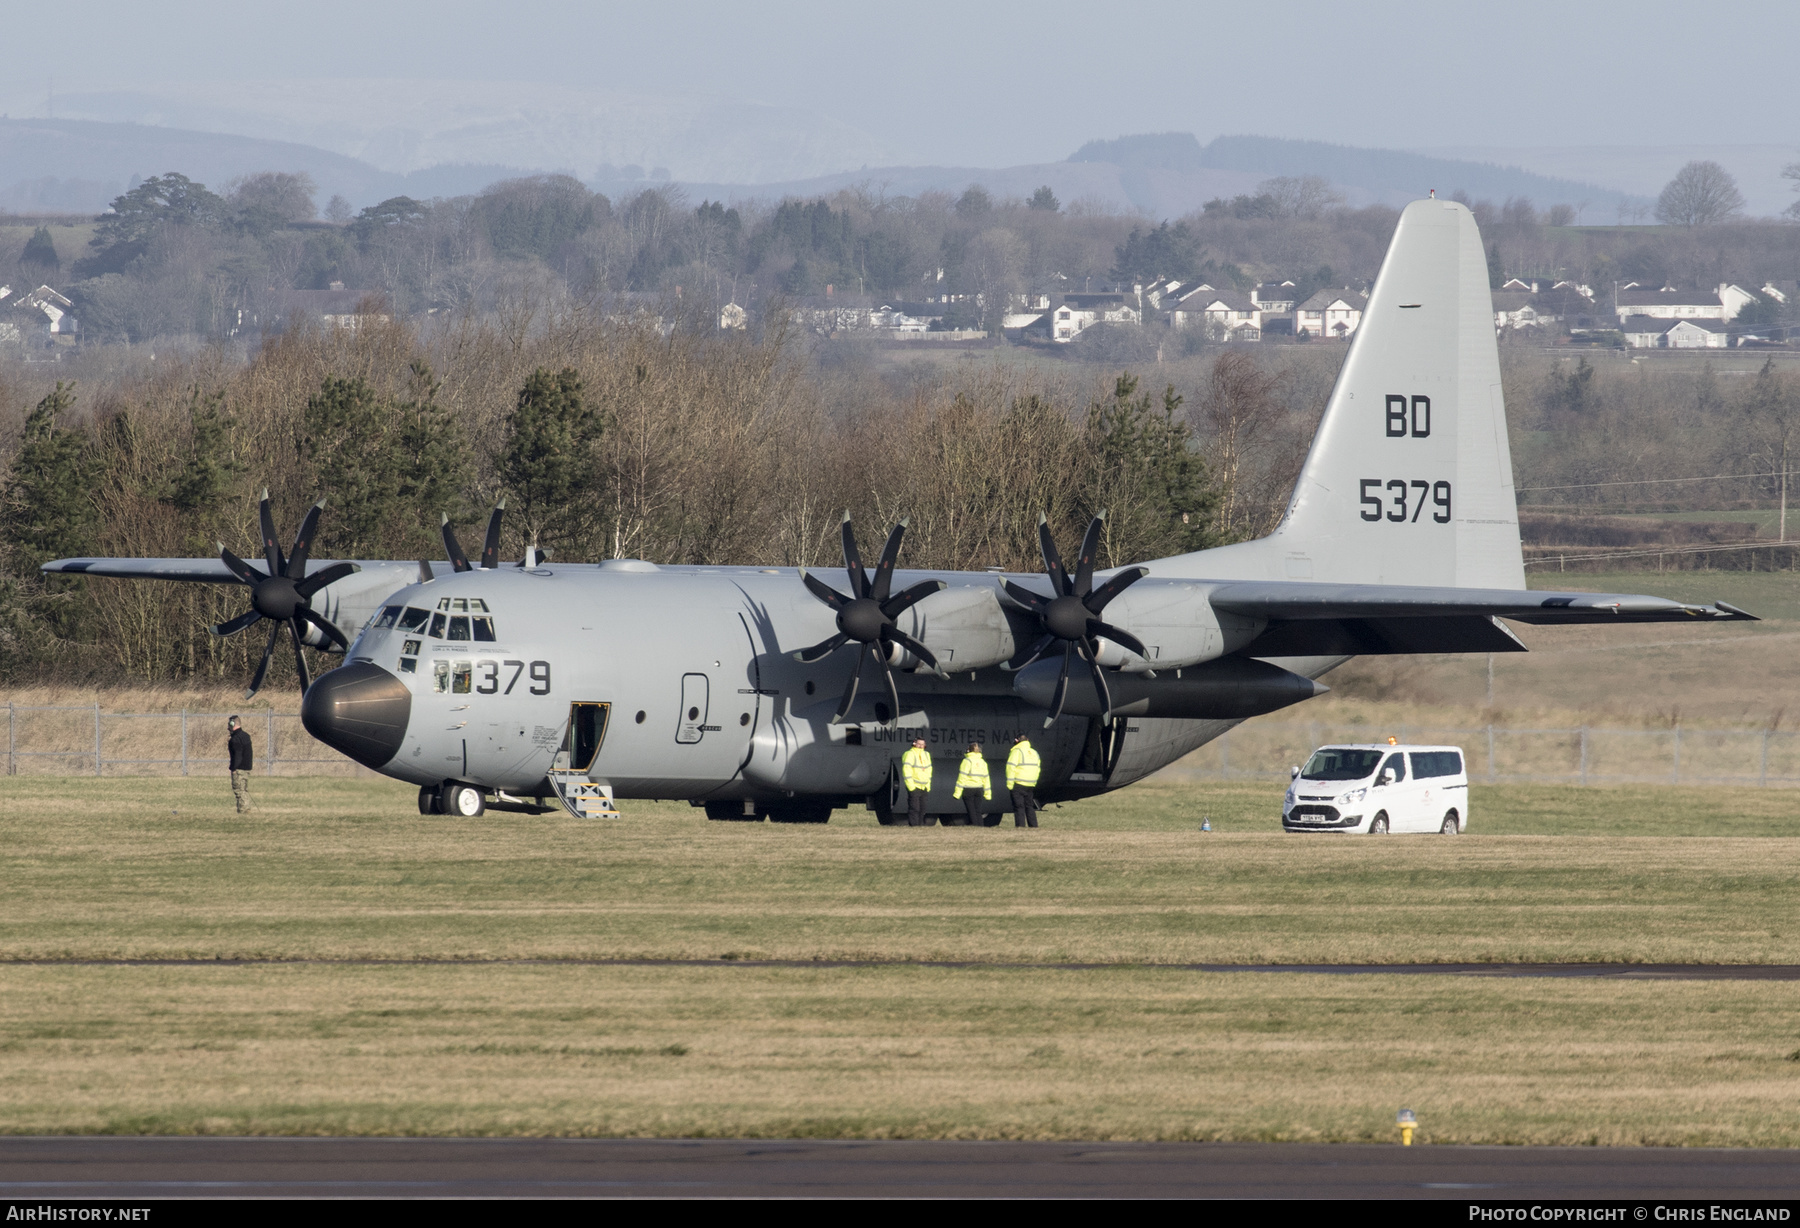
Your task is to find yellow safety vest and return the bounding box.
[953,751,991,800]
[901,746,933,792]
[1005,741,1041,789]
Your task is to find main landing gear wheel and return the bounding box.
[1441,811,1460,835]
[768,802,831,824]
[443,783,485,817]
[704,801,761,822]
[1369,813,1389,834]
[418,785,440,815]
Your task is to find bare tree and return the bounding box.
[1783,162,1800,222]
[226,172,318,225]
[1654,161,1745,227]
[1258,175,1344,220]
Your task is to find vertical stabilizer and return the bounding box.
[1158,199,1522,589]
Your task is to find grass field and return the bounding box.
[5,773,1800,1142]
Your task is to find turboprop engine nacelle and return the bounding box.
[1084,580,1264,673]
[887,584,1020,672]
[1013,654,1325,720]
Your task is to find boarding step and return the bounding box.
[548,770,620,819]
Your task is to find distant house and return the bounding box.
[1049,293,1140,342]
[718,301,748,331]
[1492,290,1539,331]
[1613,284,1758,324]
[1169,291,1261,340]
[290,287,390,332]
[1295,289,1366,339]
[1251,281,1298,312]
[0,284,77,340]
[1621,315,1732,349]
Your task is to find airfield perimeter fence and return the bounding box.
[2,704,369,778]
[6,703,1800,789]
[1159,721,1800,789]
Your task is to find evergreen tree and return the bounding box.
[166,387,242,515]
[1487,241,1503,290]
[1,383,95,570]
[300,376,398,557]
[495,367,604,555]
[20,226,59,271]
[1081,374,1220,563]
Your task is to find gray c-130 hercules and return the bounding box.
[43,199,1755,821]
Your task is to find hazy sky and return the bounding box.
[32,0,1800,166]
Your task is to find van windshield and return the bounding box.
[1300,748,1386,781]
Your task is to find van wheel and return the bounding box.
[1441,811,1460,835]
[1369,813,1389,834]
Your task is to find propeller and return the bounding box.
[441,498,506,572]
[793,513,948,724]
[211,489,356,699]
[1000,511,1149,728]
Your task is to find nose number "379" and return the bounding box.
[1360,479,1452,523]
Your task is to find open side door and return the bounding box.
[549,701,619,818]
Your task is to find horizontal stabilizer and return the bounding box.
[1209,581,1756,624]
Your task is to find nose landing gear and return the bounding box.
[419,782,487,816]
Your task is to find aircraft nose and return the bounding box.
[301,661,411,769]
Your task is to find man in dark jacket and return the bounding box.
[228,716,253,814]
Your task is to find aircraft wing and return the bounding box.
[1208,581,1756,624]
[41,557,242,583]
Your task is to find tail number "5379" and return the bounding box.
[1360,479,1452,523]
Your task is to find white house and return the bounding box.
[0,284,76,336]
[718,302,748,331]
[1251,281,1297,312]
[1613,284,1758,324]
[1049,295,1140,342]
[1621,315,1733,349]
[1295,289,1366,339]
[1169,291,1261,340]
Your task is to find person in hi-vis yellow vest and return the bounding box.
[1005,733,1042,828]
[952,742,993,827]
[901,738,933,827]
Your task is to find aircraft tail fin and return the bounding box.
[1162,198,1523,589]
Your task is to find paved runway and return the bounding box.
[4,1137,1799,1198]
[16,959,1800,979]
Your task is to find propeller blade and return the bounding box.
[832,642,869,723]
[1037,513,1070,596]
[791,631,849,663]
[800,568,851,611]
[883,626,943,676]
[289,618,313,692]
[881,578,944,619]
[840,512,868,600]
[287,498,324,579]
[1000,578,1049,612]
[1073,512,1105,597]
[259,490,285,575]
[1002,632,1055,673]
[870,519,906,604]
[1079,638,1114,720]
[245,622,281,699]
[294,561,356,599]
[480,499,505,569]
[419,560,434,583]
[1087,619,1148,659]
[211,608,262,637]
[1043,642,1072,729]
[298,606,349,651]
[879,658,901,725]
[218,546,266,587]
[442,514,472,573]
[1083,565,1149,613]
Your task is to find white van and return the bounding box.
[1282,744,1468,834]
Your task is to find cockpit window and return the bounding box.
[448,616,471,641]
[373,606,402,629]
[428,612,447,638]
[432,660,450,693]
[472,616,496,642]
[398,608,430,632]
[452,662,472,693]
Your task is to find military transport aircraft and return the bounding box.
[43,199,1754,823]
